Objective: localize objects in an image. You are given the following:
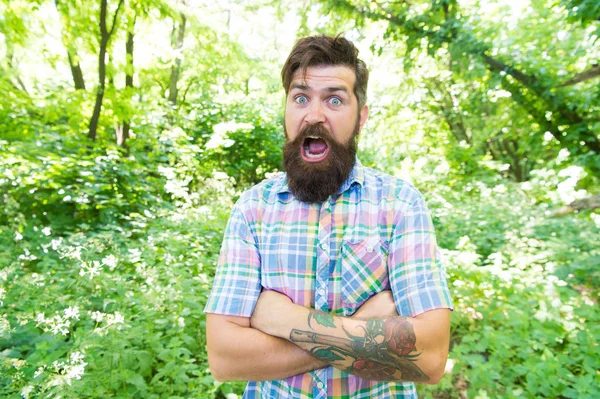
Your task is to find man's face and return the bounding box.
[282,65,369,203]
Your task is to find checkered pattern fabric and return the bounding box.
[204,160,453,398]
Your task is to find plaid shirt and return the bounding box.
[205,160,453,398]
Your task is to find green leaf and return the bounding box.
[312,348,344,363]
[308,312,336,329]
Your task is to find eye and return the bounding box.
[329,97,342,106]
[295,95,308,105]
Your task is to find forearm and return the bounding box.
[206,314,327,382]
[258,306,449,383]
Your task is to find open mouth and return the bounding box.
[301,136,330,162]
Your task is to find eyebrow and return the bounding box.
[290,83,349,94]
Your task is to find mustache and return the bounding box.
[292,123,333,144]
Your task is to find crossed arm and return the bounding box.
[206,290,450,384]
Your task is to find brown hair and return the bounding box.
[281,35,369,109]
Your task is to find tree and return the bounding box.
[88,0,124,141]
[115,5,137,150]
[319,0,600,177]
[168,11,187,105]
[54,0,86,90]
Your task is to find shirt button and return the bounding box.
[317,381,324,389]
[318,288,325,295]
[366,246,374,253]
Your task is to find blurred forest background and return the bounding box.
[1,0,599,398]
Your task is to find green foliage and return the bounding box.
[0,137,167,237]
[562,0,600,30]
[363,136,600,397]
[323,0,600,179]
[418,223,600,398]
[0,199,239,398]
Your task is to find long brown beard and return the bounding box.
[283,122,358,203]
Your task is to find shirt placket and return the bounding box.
[313,199,332,398]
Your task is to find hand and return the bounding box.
[352,290,399,319]
[250,290,294,337]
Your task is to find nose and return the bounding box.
[305,101,325,125]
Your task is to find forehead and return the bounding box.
[290,65,356,93]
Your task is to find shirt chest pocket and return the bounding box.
[340,237,390,305]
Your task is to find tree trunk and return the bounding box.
[553,194,600,216]
[55,0,86,90]
[88,38,108,141]
[118,13,136,151]
[5,44,28,92]
[558,64,600,87]
[168,13,186,105]
[68,52,86,90]
[426,80,471,144]
[88,0,124,141]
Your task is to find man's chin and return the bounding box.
[286,172,339,203]
[283,155,356,203]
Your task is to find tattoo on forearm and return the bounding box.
[308,312,336,329]
[291,316,429,382]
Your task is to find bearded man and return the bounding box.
[204,35,453,399]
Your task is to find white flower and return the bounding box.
[15,232,23,241]
[0,316,10,335]
[101,255,118,271]
[79,261,102,280]
[21,385,34,399]
[106,312,124,326]
[18,248,37,261]
[213,171,229,180]
[128,248,142,263]
[0,287,6,299]
[7,358,26,369]
[90,311,105,322]
[75,195,90,204]
[50,238,63,251]
[71,246,83,260]
[65,362,86,384]
[64,306,80,320]
[177,317,185,328]
[48,315,71,336]
[41,227,52,236]
[35,313,46,325]
[70,351,85,364]
[52,360,65,372]
[164,253,175,265]
[48,354,86,385]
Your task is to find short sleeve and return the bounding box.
[204,202,262,317]
[388,193,453,317]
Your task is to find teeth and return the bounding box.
[303,136,327,159]
[306,151,325,158]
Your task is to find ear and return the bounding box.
[357,105,369,133]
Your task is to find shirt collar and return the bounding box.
[276,158,365,196]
